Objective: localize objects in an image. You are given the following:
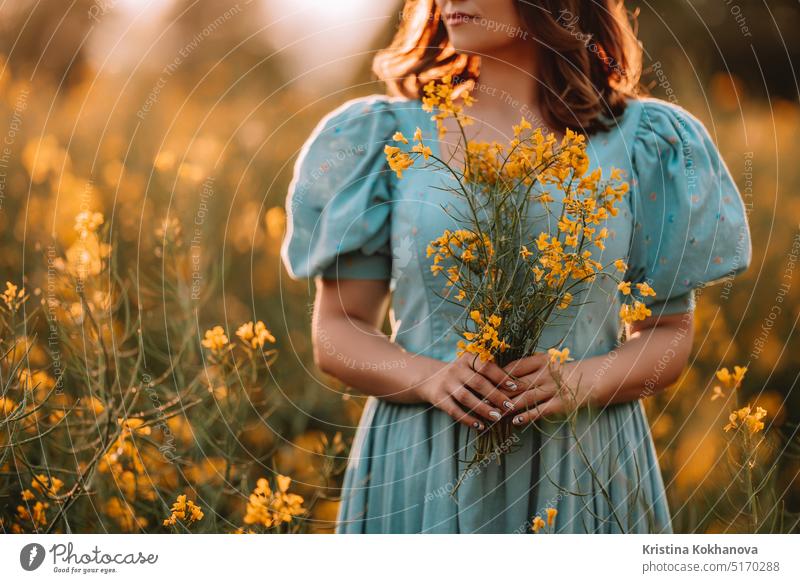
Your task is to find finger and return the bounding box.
[516,368,552,392]
[460,368,515,414]
[468,356,521,392]
[511,396,566,426]
[452,386,503,423]
[503,353,549,378]
[510,383,557,409]
[441,397,485,430]
[529,396,568,421]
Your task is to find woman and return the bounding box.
[281,0,751,533]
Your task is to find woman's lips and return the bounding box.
[443,12,476,26]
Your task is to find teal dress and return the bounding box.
[281,95,752,533]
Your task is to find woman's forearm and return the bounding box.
[588,312,695,406]
[312,282,442,404]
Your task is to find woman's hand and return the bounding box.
[500,313,694,425]
[502,354,602,425]
[418,354,521,430]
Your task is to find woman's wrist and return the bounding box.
[403,353,444,404]
[560,354,613,409]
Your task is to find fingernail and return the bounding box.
[505,381,518,390]
[512,415,525,425]
[503,400,514,410]
[472,421,484,430]
[489,410,501,421]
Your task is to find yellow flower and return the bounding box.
[619,300,651,324]
[614,259,627,272]
[0,396,17,417]
[548,347,572,364]
[236,321,276,349]
[716,365,747,389]
[392,131,408,144]
[723,405,767,434]
[531,515,546,533]
[236,322,254,343]
[712,367,750,401]
[745,410,767,434]
[163,494,204,527]
[513,117,532,136]
[546,507,558,527]
[17,500,49,527]
[456,313,507,362]
[201,326,229,353]
[535,232,550,251]
[31,474,64,498]
[732,366,748,384]
[716,368,732,384]
[617,281,631,295]
[636,282,656,297]
[520,245,533,260]
[419,75,474,136]
[243,474,306,529]
[411,142,432,160]
[557,293,573,310]
[384,145,414,178]
[2,281,26,311]
[253,321,276,346]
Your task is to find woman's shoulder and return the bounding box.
[623,95,713,142]
[295,95,425,163]
[620,96,752,306]
[313,94,420,130]
[282,95,405,281]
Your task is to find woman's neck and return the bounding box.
[439,47,545,161]
[472,44,538,122]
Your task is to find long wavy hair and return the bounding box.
[374,0,644,135]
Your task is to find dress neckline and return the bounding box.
[387,96,644,177]
[390,96,644,161]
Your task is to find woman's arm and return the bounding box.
[313,277,518,428]
[312,277,429,404]
[503,311,695,425]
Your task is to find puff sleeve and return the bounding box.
[281,97,397,280]
[625,100,752,314]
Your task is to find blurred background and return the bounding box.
[0,0,798,533]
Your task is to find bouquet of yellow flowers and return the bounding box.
[385,76,656,469]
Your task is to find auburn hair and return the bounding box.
[373,0,644,135]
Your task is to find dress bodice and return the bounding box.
[282,95,751,363]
